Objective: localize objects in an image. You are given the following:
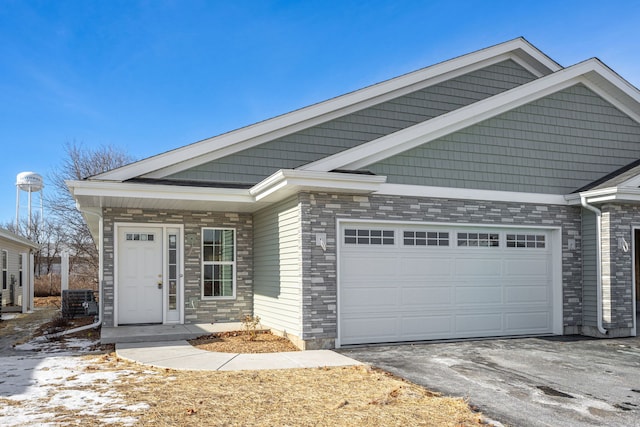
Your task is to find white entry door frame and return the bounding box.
[114,223,184,326]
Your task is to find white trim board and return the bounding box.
[377,184,567,205]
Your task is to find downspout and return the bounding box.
[580,196,608,335]
[49,207,104,338]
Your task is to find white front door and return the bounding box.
[118,227,164,324]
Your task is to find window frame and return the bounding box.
[201,227,236,300]
[343,228,395,246]
[2,249,7,290]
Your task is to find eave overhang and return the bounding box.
[566,186,640,205]
[67,170,387,242]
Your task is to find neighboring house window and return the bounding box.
[403,231,449,246]
[18,254,23,287]
[457,232,499,247]
[344,229,394,245]
[2,250,7,290]
[202,228,235,298]
[506,234,546,248]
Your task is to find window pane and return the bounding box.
[203,246,214,262]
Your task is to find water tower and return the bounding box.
[15,172,44,230]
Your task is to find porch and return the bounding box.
[101,322,244,344]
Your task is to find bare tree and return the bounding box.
[46,142,134,283]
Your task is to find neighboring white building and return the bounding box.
[0,227,38,313]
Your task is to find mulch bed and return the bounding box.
[189,331,300,353]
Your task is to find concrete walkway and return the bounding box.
[116,340,363,371]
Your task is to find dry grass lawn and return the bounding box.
[2,301,486,426]
[90,353,485,426]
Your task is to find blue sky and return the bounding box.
[1,0,640,224]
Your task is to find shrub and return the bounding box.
[241,315,261,341]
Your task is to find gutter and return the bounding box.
[580,196,608,335]
[49,207,104,338]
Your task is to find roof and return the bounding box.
[0,227,39,249]
[574,159,640,193]
[91,37,562,182]
[68,37,640,238]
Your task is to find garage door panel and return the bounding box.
[454,258,502,276]
[401,286,452,305]
[455,285,502,304]
[339,223,555,345]
[505,311,551,332]
[455,313,503,334]
[341,255,397,277]
[400,256,453,276]
[401,315,453,338]
[341,315,399,344]
[504,258,550,276]
[505,285,550,303]
[342,288,398,310]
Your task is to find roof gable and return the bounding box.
[166,59,537,185]
[93,38,560,182]
[366,83,640,194]
[300,59,640,173]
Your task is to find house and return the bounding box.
[0,228,38,314]
[67,38,640,349]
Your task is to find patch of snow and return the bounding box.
[14,336,99,353]
[1,313,20,320]
[0,338,144,426]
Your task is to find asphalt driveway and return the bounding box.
[340,336,640,426]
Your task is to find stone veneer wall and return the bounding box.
[599,204,637,334]
[297,192,583,348]
[101,208,253,327]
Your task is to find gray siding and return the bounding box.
[169,60,536,184]
[253,196,303,337]
[369,84,640,194]
[582,208,597,326]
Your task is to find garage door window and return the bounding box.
[506,234,546,248]
[457,232,499,247]
[344,229,394,245]
[403,231,449,246]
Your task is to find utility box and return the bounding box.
[61,290,97,319]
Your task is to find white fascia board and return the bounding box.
[577,187,640,204]
[94,39,558,182]
[302,59,635,172]
[250,170,387,202]
[68,180,254,204]
[378,184,567,205]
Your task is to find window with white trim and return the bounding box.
[2,250,7,290]
[344,229,394,245]
[506,234,546,248]
[202,228,235,298]
[457,232,499,247]
[18,253,23,288]
[403,231,449,246]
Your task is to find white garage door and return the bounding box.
[339,222,556,346]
